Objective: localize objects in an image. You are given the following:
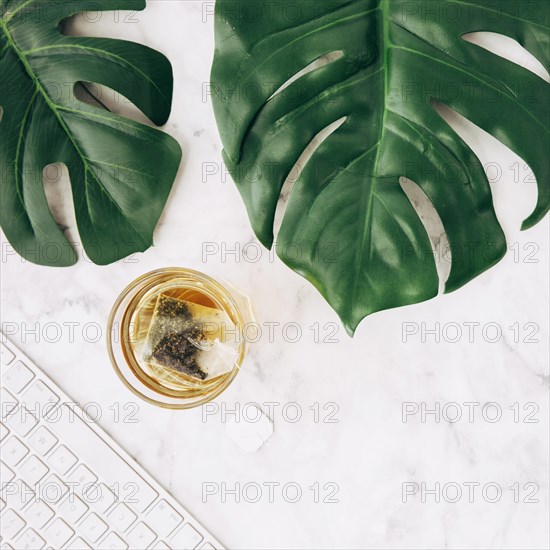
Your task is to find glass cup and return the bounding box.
[107,268,252,409]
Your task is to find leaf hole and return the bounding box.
[269,51,344,101]
[431,101,538,233]
[399,176,451,294]
[462,32,549,83]
[61,12,161,126]
[42,163,79,244]
[73,82,151,126]
[60,10,143,40]
[273,116,347,238]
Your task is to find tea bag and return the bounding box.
[142,293,239,381]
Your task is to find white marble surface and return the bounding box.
[1,2,549,549]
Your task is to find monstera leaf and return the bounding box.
[0,0,181,266]
[212,0,550,333]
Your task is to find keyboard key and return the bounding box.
[0,461,15,484]
[0,496,5,510]
[28,426,58,455]
[1,509,25,539]
[0,388,18,420]
[44,518,74,548]
[108,502,137,532]
[66,538,92,550]
[68,464,97,498]
[59,494,88,523]
[79,512,108,542]
[128,521,156,548]
[0,343,15,366]
[146,499,183,537]
[5,406,37,436]
[46,405,158,511]
[85,482,116,513]
[170,523,203,549]
[19,455,48,485]
[151,542,171,550]
[2,361,34,394]
[22,500,54,528]
[39,474,68,504]
[22,381,59,412]
[201,544,216,550]
[15,528,45,550]
[98,532,129,550]
[1,436,29,466]
[48,444,77,474]
[1,479,34,510]
[0,422,9,441]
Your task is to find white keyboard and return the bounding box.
[0,335,224,550]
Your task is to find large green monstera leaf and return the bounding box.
[0,0,181,266]
[212,0,550,333]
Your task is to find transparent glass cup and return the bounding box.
[107,268,252,409]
